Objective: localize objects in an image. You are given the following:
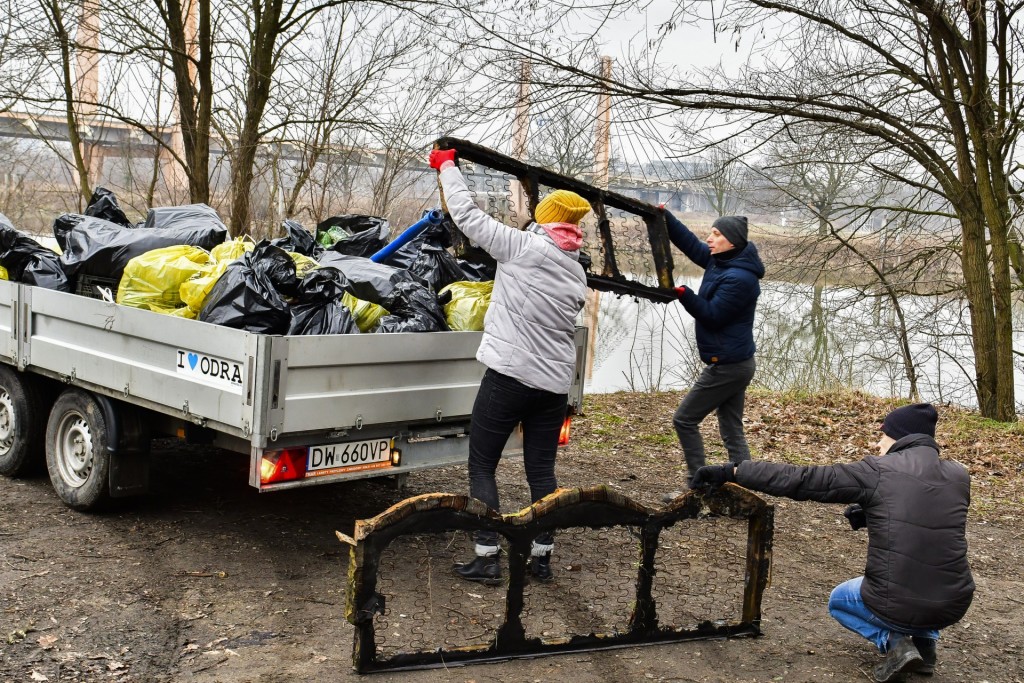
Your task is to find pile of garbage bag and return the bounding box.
[0,213,71,292]
[0,189,498,336]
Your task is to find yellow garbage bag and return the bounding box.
[117,245,213,313]
[0,265,7,280]
[139,301,197,319]
[342,292,389,332]
[290,252,319,278]
[180,239,255,314]
[439,281,493,331]
[180,260,230,315]
[211,237,254,262]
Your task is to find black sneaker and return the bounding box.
[873,635,924,682]
[528,554,553,582]
[912,637,937,675]
[454,554,502,586]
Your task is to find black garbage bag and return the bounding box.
[198,242,296,334]
[315,252,448,333]
[52,213,85,252]
[406,243,465,293]
[382,214,453,270]
[143,203,227,231]
[0,213,71,292]
[60,214,227,283]
[85,187,134,228]
[288,267,359,335]
[317,251,421,307]
[316,215,390,257]
[271,219,322,258]
[259,242,303,299]
[456,257,497,282]
[381,213,462,292]
[374,280,449,333]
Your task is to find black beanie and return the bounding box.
[881,403,938,440]
[713,216,748,250]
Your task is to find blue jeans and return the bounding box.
[468,369,566,550]
[828,577,940,652]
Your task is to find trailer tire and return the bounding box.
[0,366,48,477]
[45,389,111,511]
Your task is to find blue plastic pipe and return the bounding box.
[370,209,445,263]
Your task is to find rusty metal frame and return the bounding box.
[434,137,677,303]
[342,484,773,673]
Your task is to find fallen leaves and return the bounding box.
[571,389,1024,517]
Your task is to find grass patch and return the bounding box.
[574,388,1024,520]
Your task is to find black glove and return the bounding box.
[843,504,866,531]
[689,463,736,489]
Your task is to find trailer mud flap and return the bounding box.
[93,394,151,498]
[341,484,773,673]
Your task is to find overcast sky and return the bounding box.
[599,0,754,73]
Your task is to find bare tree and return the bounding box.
[30,0,94,205]
[689,137,750,217]
[499,1,1023,420]
[154,0,215,205]
[213,0,458,236]
[528,99,597,177]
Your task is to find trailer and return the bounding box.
[0,137,685,512]
[0,278,587,510]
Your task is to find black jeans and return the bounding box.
[673,357,756,482]
[468,368,566,550]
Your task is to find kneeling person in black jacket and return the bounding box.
[691,403,974,683]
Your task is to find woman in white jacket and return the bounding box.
[429,148,590,584]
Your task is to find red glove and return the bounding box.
[674,286,687,300]
[429,149,456,170]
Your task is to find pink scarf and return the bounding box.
[541,222,582,251]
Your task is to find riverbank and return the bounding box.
[571,389,1024,518]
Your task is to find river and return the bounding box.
[584,275,1024,412]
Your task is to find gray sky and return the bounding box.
[599,0,753,73]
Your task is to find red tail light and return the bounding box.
[260,448,307,485]
[558,415,572,446]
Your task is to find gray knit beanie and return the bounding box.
[712,216,748,250]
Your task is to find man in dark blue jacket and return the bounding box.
[663,211,765,488]
[691,403,974,682]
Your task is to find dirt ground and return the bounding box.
[2,390,1023,683]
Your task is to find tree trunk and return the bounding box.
[958,212,1002,418]
[228,123,261,238]
[227,0,281,236]
[161,0,212,204]
[48,0,91,205]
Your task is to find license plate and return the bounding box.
[306,437,393,477]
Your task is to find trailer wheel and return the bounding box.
[0,366,47,477]
[45,389,111,511]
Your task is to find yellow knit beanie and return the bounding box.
[535,190,591,225]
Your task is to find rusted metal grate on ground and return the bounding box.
[341,484,773,673]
